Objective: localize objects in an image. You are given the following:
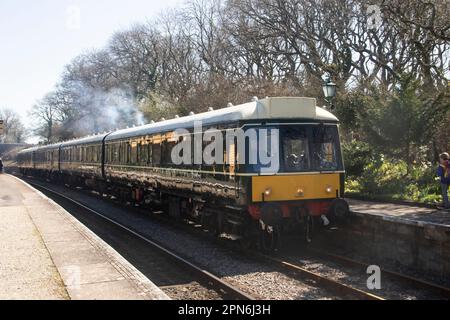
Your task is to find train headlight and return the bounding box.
[296,188,305,197]
[264,188,272,197]
[325,186,333,194]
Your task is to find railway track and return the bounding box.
[305,249,450,299]
[255,253,385,300]
[26,177,383,300]
[27,180,255,301]
[23,176,450,300]
[137,200,450,300]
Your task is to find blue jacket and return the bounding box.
[438,164,450,184]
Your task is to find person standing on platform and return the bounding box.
[437,152,450,210]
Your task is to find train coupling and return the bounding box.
[321,214,330,226]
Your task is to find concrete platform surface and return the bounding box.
[347,199,450,227]
[0,174,170,300]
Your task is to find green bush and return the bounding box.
[344,152,442,204]
[342,141,375,178]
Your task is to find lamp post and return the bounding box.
[322,74,337,110]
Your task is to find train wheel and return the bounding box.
[200,210,220,239]
[329,199,350,224]
[239,220,258,250]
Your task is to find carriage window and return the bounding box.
[127,143,131,164]
[163,137,177,167]
[97,145,101,162]
[105,145,109,163]
[131,143,138,164]
[114,143,119,163]
[136,143,141,164]
[109,144,114,164]
[147,143,152,165]
[282,127,310,172]
[108,144,112,163]
[152,143,161,166]
[139,143,148,165]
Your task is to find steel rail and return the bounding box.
[26,179,255,301]
[256,253,385,300]
[308,249,450,299]
[25,176,433,300]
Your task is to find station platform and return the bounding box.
[0,174,170,300]
[348,198,450,227]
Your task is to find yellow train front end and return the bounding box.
[252,173,342,204]
[242,122,349,248]
[249,172,347,220]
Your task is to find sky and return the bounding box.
[0,0,182,128]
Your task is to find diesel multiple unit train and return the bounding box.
[17,97,349,250]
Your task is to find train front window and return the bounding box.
[311,125,339,171]
[282,127,310,172]
[281,125,341,172]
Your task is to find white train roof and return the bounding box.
[106,97,338,141]
[18,135,108,154]
[18,143,61,154]
[60,134,110,148]
[18,97,338,153]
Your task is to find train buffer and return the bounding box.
[0,173,170,300]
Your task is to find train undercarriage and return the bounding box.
[20,167,349,251]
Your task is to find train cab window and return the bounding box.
[311,126,340,171]
[282,127,310,172]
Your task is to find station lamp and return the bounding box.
[322,73,337,110]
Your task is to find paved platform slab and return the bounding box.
[0,174,170,300]
[347,199,450,227]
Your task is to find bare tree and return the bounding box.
[0,108,26,143]
[29,93,61,143]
